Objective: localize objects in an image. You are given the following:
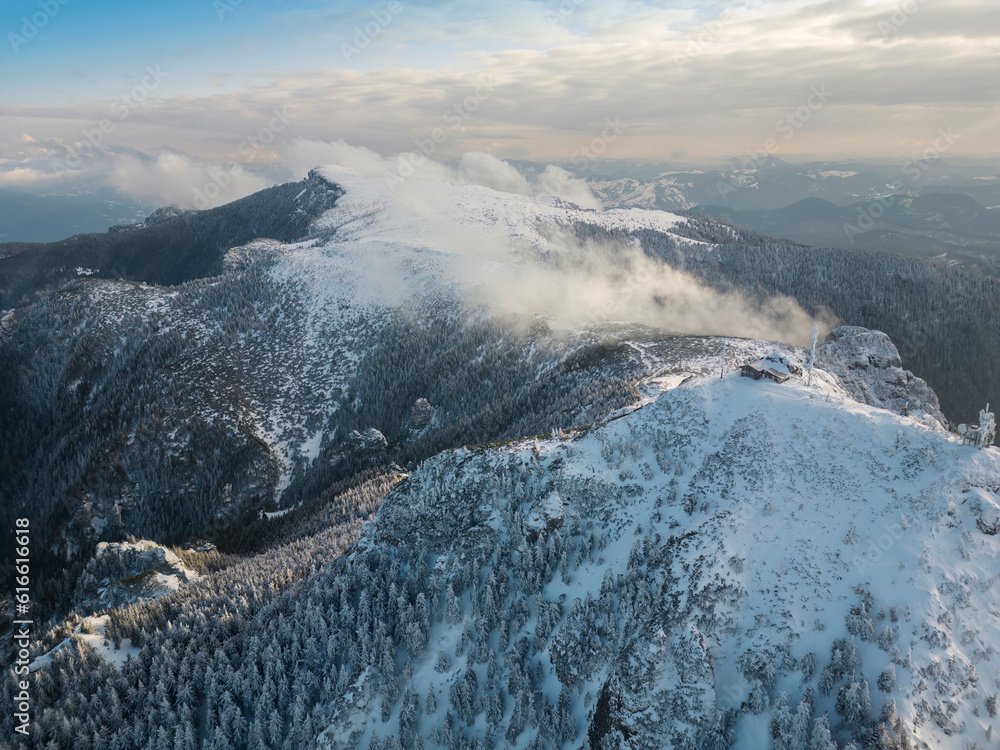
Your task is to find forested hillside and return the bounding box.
[3,172,998,620]
[0,170,341,309]
[1,173,998,750]
[5,340,997,750]
[587,219,1000,425]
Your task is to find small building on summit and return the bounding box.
[764,368,790,384]
[740,354,798,384]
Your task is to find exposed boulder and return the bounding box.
[819,326,947,430]
[408,397,435,434]
[73,540,198,612]
[350,427,389,449]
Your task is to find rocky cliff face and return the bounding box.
[819,325,948,430]
[73,540,198,611]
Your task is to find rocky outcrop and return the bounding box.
[408,397,435,434]
[819,325,948,430]
[73,540,198,612]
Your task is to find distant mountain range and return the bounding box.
[693,192,1000,275]
[541,156,1000,276]
[570,156,1000,213]
[6,156,999,276]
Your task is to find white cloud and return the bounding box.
[3,1,1000,164]
[282,138,453,183]
[460,224,832,346]
[107,153,271,210]
[0,143,274,209]
[537,165,602,210]
[341,179,832,345]
[0,136,602,213]
[283,138,603,208]
[283,138,389,179]
[0,166,60,189]
[457,152,532,195]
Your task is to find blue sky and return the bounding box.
[1,0,643,101]
[1,0,997,205]
[2,1,366,102]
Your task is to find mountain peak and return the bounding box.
[321,337,999,750]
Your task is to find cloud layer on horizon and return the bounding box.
[0,137,603,212]
[1,0,998,179]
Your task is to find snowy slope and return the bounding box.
[12,167,771,559]
[588,175,701,212]
[29,614,141,673]
[11,167,920,544]
[313,166,689,253]
[317,350,999,749]
[11,167,997,750]
[184,170,711,467]
[141,169,739,498]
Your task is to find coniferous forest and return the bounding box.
[2,173,999,750]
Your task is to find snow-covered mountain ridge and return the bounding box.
[312,166,690,253]
[316,348,999,749]
[5,168,999,750]
[2,168,963,575]
[5,168,796,610]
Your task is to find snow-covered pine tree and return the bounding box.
[877,663,896,693]
[770,692,794,749]
[835,678,871,727]
[809,714,837,750]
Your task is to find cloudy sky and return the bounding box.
[1,0,997,204]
